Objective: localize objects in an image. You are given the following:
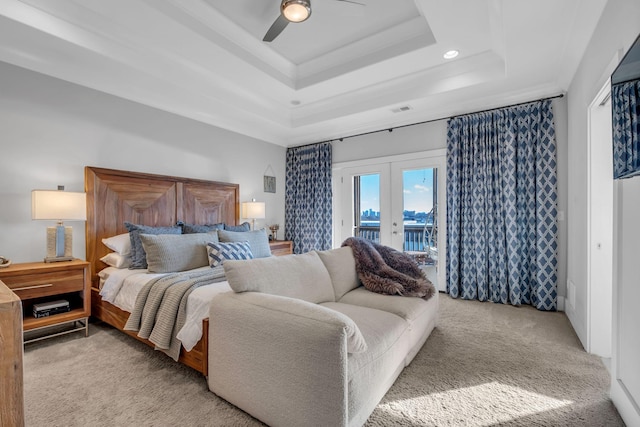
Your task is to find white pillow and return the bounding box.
[100,252,131,269]
[102,233,132,256]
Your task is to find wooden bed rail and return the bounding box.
[0,280,24,427]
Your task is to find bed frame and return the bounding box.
[85,166,240,375]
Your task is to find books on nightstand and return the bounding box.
[33,299,70,318]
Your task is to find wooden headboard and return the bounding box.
[84,167,239,285]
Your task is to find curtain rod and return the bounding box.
[291,93,565,149]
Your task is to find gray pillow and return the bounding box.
[182,223,224,234]
[124,222,182,269]
[224,222,251,232]
[141,232,218,273]
[217,228,271,258]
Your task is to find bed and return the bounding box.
[85,166,241,375]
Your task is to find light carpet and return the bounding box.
[24,294,624,426]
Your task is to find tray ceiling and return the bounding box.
[0,0,607,146]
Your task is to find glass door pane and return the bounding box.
[337,163,390,247]
[354,173,380,243]
[401,168,437,265]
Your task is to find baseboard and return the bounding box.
[557,296,565,312]
[611,378,640,426]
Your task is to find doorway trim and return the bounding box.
[585,79,613,357]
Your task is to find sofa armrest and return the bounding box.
[208,292,355,427]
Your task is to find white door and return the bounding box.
[333,150,446,291]
[390,157,446,290]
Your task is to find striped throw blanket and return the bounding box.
[124,267,227,361]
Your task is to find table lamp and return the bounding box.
[241,199,266,230]
[32,186,86,262]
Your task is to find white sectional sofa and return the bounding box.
[207,246,439,427]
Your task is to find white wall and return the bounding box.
[333,97,569,304]
[0,62,286,264]
[566,0,640,424]
[332,119,449,162]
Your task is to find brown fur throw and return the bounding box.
[342,237,436,300]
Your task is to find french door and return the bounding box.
[333,150,446,291]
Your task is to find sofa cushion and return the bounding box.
[320,302,408,376]
[341,287,439,367]
[223,251,336,304]
[216,292,367,354]
[316,246,360,300]
[339,286,432,322]
[322,301,410,426]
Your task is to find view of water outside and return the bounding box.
[359,169,434,225]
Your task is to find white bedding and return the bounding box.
[98,266,231,351]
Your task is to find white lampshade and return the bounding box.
[242,200,266,220]
[32,190,86,221]
[32,188,86,262]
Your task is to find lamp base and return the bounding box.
[44,256,75,263]
[46,225,73,259]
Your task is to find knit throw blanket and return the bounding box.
[342,237,436,300]
[124,267,226,361]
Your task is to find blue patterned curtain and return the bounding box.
[612,80,640,179]
[285,142,333,253]
[446,100,558,310]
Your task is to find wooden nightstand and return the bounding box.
[269,240,293,256]
[0,260,90,343]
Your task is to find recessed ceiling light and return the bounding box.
[443,50,459,60]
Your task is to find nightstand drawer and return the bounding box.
[2,270,84,300]
[269,240,293,256]
[0,260,90,341]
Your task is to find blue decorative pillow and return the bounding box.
[182,223,224,234]
[218,228,271,258]
[124,222,182,269]
[224,222,251,232]
[207,241,254,267]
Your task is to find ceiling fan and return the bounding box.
[263,0,364,42]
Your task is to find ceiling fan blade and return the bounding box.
[263,15,289,42]
[334,0,365,5]
[329,0,365,17]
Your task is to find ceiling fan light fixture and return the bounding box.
[281,0,311,23]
